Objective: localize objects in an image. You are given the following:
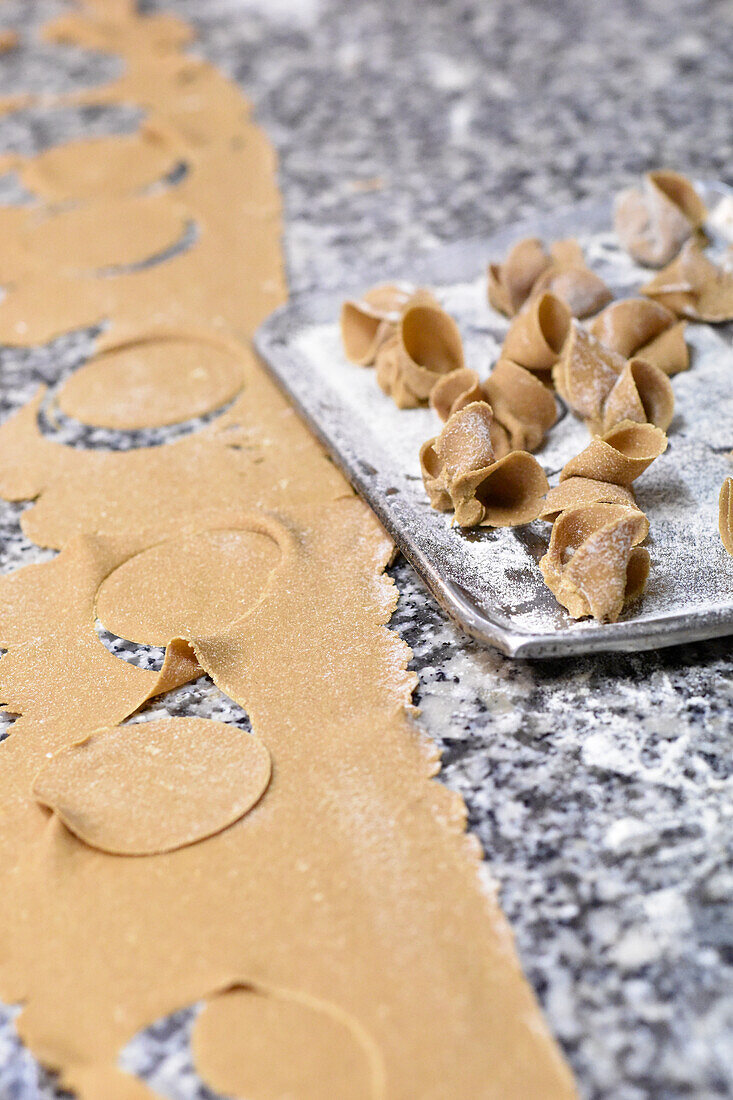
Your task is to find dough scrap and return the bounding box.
[0,2,575,1097]
[420,401,549,527]
[720,476,733,556]
[193,985,378,1100]
[500,292,571,372]
[560,419,668,486]
[375,297,464,408]
[614,170,707,268]
[539,477,638,523]
[340,283,417,366]
[641,239,733,322]
[539,502,650,621]
[33,717,272,856]
[590,297,689,375]
[601,357,674,434]
[56,330,246,429]
[552,321,624,424]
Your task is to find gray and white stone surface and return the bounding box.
[0,0,732,1097]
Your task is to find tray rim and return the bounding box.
[255,187,733,658]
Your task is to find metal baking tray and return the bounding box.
[255,184,733,657]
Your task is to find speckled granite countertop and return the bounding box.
[0,1,732,1097]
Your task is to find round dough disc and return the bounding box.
[56,335,245,429]
[19,133,180,202]
[193,988,374,1100]
[32,717,272,856]
[96,527,280,646]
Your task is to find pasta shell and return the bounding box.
[602,357,674,433]
[560,419,668,486]
[340,282,415,365]
[539,476,639,523]
[540,503,650,621]
[430,367,485,421]
[487,237,551,316]
[636,320,689,376]
[483,357,558,451]
[530,263,612,320]
[641,240,733,322]
[590,297,688,375]
[501,292,571,372]
[420,401,548,527]
[552,321,624,423]
[614,170,706,268]
[720,476,733,556]
[378,299,465,407]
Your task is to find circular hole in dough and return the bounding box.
[96,527,281,647]
[193,987,376,1100]
[56,335,245,429]
[32,717,271,856]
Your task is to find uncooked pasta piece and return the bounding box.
[32,718,272,856]
[590,298,688,375]
[602,357,674,433]
[487,237,551,316]
[560,419,668,486]
[552,321,624,424]
[614,170,707,267]
[340,283,416,366]
[641,240,733,322]
[530,250,612,319]
[430,367,485,421]
[420,401,549,527]
[488,236,611,319]
[539,477,639,523]
[540,502,650,621]
[483,357,558,451]
[720,477,733,556]
[500,292,571,372]
[376,298,464,408]
[431,360,557,456]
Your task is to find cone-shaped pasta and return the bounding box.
[552,321,624,423]
[531,263,612,319]
[614,170,707,268]
[501,292,571,372]
[636,320,689,375]
[378,299,465,407]
[483,357,558,451]
[487,237,551,316]
[539,476,639,522]
[641,240,733,322]
[560,419,668,486]
[431,360,557,455]
[602,357,674,433]
[430,367,485,421]
[340,283,415,365]
[420,401,548,527]
[720,477,733,556]
[590,298,689,376]
[540,502,650,621]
